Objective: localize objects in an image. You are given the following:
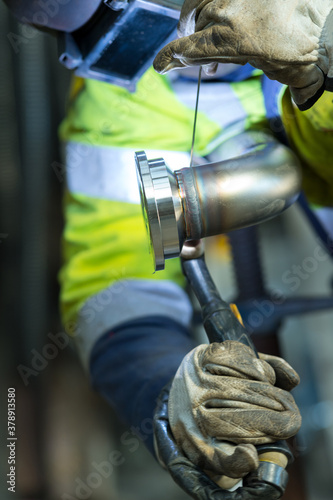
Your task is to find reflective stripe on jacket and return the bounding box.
[59,67,269,330]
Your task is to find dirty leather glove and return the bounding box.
[167,341,301,483]
[153,0,333,110]
[154,382,283,499]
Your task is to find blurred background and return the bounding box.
[1,3,333,499]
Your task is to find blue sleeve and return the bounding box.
[89,315,195,455]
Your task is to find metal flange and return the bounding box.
[135,151,182,271]
[135,133,302,272]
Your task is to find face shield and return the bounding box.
[58,0,183,90]
[6,0,182,90]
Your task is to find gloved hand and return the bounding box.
[154,341,301,493]
[154,382,283,499]
[153,0,333,110]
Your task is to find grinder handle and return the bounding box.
[181,253,293,497]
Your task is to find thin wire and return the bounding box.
[189,66,202,168]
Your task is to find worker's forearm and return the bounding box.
[90,316,195,455]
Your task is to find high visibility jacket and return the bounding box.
[58,65,272,365]
[59,66,333,362]
[58,65,333,456]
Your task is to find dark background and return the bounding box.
[1,4,333,499]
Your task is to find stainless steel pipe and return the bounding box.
[135,132,301,271]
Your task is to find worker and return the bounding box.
[58,60,333,496]
[58,64,305,496]
[4,0,333,496]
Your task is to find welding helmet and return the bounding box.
[5,0,182,90]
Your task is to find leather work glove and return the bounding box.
[154,383,284,499]
[153,0,333,110]
[154,341,301,496]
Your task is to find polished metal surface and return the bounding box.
[135,151,181,271]
[182,139,301,238]
[257,462,289,495]
[135,133,302,271]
